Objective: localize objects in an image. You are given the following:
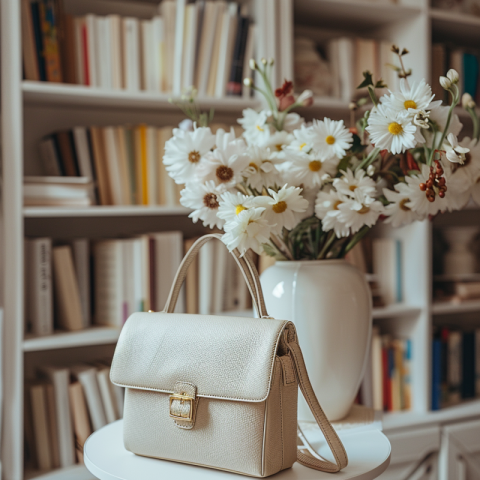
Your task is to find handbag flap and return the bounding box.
[110,312,289,402]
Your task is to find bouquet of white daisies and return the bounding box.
[164,48,480,259]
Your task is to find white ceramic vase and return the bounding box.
[260,259,372,421]
[443,227,479,275]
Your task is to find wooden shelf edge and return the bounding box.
[432,299,480,315]
[383,399,480,431]
[430,8,480,27]
[22,81,261,112]
[23,326,121,352]
[23,205,192,218]
[372,304,422,319]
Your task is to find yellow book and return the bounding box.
[134,125,148,205]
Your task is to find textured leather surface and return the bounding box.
[123,388,267,477]
[111,312,288,402]
[113,233,348,477]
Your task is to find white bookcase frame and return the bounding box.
[1,0,480,479]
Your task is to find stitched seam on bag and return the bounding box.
[290,343,346,468]
[112,321,291,402]
[279,365,284,470]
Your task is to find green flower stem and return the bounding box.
[433,85,460,164]
[257,66,278,113]
[271,234,293,260]
[367,86,378,107]
[317,231,336,259]
[343,226,370,255]
[356,147,380,172]
[251,84,276,112]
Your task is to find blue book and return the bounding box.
[30,1,46,81]
[463,53,478,98]
[432,339,442,411]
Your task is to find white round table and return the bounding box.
[84,420,391,480]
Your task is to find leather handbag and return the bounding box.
[110,233,348,477]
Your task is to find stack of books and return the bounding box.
[360,327,412,412]
[21,0,256,98]
[24,176,94,207]
[36,123,240,207]
[432,327,480,410]
[434,276,480,304]
[294,35,399,102]
[432,44,480,103]
[25,362,123,470]
[24,232,250,338]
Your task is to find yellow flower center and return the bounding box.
[188,150,201,163]
[404,100,417,110]
[272,201,287,213]
[358,205,370,214]
[388,122,403,135]
[236,205,247,215]
[309,160,322,172]
[256,125,264,131]
[249,162,259,171]
[299,142,307,150]
[399,198,411,211]
[333,200,343,210]
[349,185,357,192]
[325,135,336,145]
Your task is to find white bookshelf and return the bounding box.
[2,0,480,479]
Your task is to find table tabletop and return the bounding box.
[84,420,391,480]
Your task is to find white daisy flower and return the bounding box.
[337,191,384,234]
[180,181,225,229]
[254,185,309,234]
[283,112,305,132]
[197,132,250,188]
[287,154,337,189]
[315,189,350,237]
[381,78,440,118]
[366,104,419,154]
[163,126,215,184]
[262,130,294,154]
[285,124,315,154]
[309,118,353,160]
[404,164,448,217]
[237,108,272,145]
[383,183,422,228]
[243,146,282,190]
[217,192,256,223]
[333,168,377,199]
[443,133,469,164]
[443,137,480,194]
[222,207,271,255]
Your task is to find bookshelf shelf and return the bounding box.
[430,9,480,44]
[432,299,480,315]
[23,205,192,218]
[23,326,121,352]
[383,399,480,431]
[25,464,93,480]
[22,81,261,112]
[294,0,422,28]
[371,304,422,319]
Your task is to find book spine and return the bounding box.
[40,0,62,82]
[461,332,475,399]
[31,1,47,81]
[476,329,480,397]
[227,16,249,96]
[432,338,442,411]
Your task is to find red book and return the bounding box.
[81,23,89,86]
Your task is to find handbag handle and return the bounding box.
[163,234,269,317]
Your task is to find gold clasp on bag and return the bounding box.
[169,393,194,421]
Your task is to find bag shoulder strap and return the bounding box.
[164,234,348,472]
[285,328,349,472]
